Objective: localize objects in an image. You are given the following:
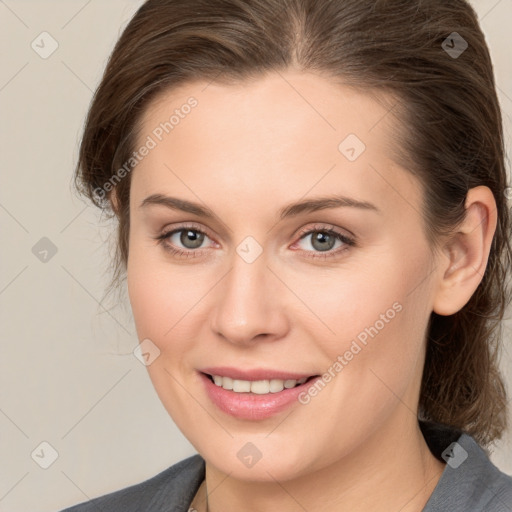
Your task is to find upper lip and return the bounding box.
[199,366,318,381]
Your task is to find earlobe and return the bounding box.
[432,186,497,316]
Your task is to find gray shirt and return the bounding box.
[60,421,512,511]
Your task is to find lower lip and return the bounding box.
[199,372,321,420]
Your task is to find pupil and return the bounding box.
[181,229,204,249]
[312,231,335,251]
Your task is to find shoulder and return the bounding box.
[421,421,512,511]
[59,454,205,512]
[449,433,512,511]
[471,444,512,511]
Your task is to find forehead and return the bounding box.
[140,71,399,149]
[132,71,421,220]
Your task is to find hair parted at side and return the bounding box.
[74,0,512,448]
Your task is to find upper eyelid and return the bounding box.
[296,222,354,240]
[162,222,213,237]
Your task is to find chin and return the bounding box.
[196,434,325,483]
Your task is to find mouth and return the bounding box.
[198,369,322,420]
[202,372,319,394]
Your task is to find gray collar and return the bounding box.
[422,430,512,511]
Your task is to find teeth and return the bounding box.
[270,379,285,393]
[284,379,297,388]
[250,380,270,394]
[233,379,251,392]
[210,375,309,394]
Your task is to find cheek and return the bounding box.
[299,245,433,394]
[127,264,169,342]
[126,249,206,427]
[127,242,210,341]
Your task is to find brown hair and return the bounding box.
[74,0,512,448]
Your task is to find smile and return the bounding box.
[208,374,310,394]
[198,368,321,420]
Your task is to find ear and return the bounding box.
[432,186,497,316]
[109,187,121,217]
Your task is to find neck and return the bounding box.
[204,415,446,512]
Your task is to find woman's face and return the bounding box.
[127,71,443,481]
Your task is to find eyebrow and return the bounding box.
[139,193,380,220]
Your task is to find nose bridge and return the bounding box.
[210,244,287,345]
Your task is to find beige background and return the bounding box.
[0,1,511,510]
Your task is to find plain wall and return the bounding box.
[0,1,511,510]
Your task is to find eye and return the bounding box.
[292,224,356,259]
[154,223,216,258]
[154,222,356,260]
[168,228,206,249]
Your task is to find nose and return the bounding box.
[210,250,290,347]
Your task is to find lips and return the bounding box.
[198,367,321,420]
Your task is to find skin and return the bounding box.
[120,70,497,512]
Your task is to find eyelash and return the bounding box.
[154,222,356,260]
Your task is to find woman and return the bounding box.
[61,0,512,510]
